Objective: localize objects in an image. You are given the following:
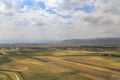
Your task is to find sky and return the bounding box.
[0,0,120,43]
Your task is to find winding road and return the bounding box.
[0,69,23,80]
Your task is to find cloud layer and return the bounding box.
[0,0,120,43]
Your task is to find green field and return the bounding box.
[0,49,120,80]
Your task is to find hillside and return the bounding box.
[49,38,120,47]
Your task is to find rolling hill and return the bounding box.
[49,38,120,47]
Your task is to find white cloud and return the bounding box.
[0,0,120,43]
[45,0,64,9]
[0,0,19,14]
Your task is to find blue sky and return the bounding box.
[0,0,120,43]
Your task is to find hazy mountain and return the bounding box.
[0,38,120,47]
[50,38,120,47]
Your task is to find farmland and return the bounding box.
[0,47,120,80]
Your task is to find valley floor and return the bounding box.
[0,50,120,80]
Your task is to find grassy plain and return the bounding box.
[0,49,120,80]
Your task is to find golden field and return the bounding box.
[0,49,120,80]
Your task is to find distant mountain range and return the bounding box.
[0,38,120,47]
[48,38,120,47]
